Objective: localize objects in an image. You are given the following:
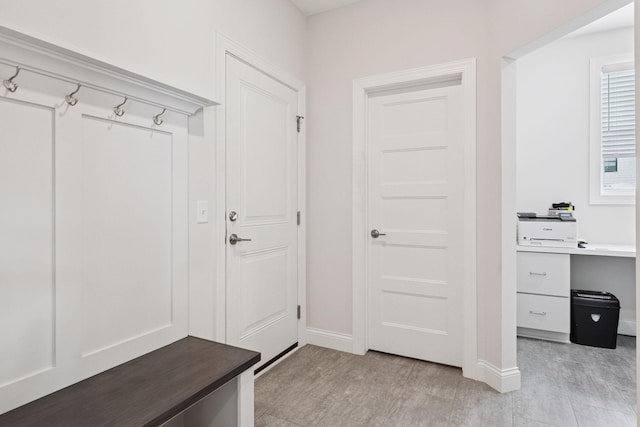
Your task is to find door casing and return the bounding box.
[352,59,478,379]
[214,33,307,348]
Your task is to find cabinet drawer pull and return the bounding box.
[529,310,547,316]
[529,272,547,277]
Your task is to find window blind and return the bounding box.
[601,62,635,159]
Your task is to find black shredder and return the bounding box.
[570,290,620,349]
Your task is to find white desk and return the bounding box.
[516,243,636,342]
[517,243,636,258]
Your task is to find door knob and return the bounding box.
[370,229,387,238]
[229,234,252,245]
[229,211,239,222]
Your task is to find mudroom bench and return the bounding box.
[0,337,260,427]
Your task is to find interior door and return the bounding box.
[225,55,299,370]
[367,82,464,367]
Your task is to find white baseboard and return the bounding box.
[306,327,354,353]
[619,319,636,336]
[306,329,523,394]
[477,360,521,393]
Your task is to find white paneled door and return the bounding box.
[226,55,299,370]
[367,83,464,367]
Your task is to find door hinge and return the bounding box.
[296,115,304,133]
[297,211,301,226]
[297,305,301,320]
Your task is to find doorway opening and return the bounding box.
[352,58,479,380]
[502,1,636,422]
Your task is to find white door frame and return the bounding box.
[214,33,307,347]
[352,58,478,379]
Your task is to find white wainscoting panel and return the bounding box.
[79,116,174,356]
[0,98,190,414]
[0,27,213,414]
[0,98,55,387]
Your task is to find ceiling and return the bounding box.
[566,3,634,38]
[292,1,634,30]
[291,0,364,16]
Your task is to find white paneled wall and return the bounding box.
[79,117,175,356]
[0,33,204,413]
[0,99,55,389]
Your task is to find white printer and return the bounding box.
[517,213,577,248]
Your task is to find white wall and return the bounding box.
[1,0,632,384]
[571,255,636,333]
[0,0,306,98]
[306,0,626,372]
[516,27,635,245]
[306,0,490,339]
[0,0,307,341]
[636,0,640,416]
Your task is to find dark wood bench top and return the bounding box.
[0,336,260,427]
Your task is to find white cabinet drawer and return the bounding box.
[517,293,569,333]
[517,252,570,297]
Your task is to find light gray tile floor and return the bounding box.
[255,336,636,426]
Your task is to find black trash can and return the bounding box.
[570,290,620,349]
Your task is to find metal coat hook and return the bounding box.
[3,67,20,92]
[65,84,81,106]
[153,108,166,126]
[113,97,127,117]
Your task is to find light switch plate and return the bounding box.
[196,200,208,224]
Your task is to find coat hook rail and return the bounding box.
[64,84,81,106]
[153,108,166,126]
[3,66,19,92]
[113,97,127,117]
[0,59,192,117]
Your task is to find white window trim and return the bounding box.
[589,53,635,205]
